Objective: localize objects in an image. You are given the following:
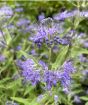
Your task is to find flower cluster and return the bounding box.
[29,18,72,48]
[17,59,40,85]
[59,61,75,93]
[17,58,76,92]
[53,10,88,21]
[0,5,13,19]
[43,70,58,90]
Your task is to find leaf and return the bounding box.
[80,96,88,101]
[0,77,10,84]
[11,97,39,105]
[3,28,12,45]
[52,45,69,70]
[24,85,35,96]
[0,85,7,89]
[11,97,30,105]
[17,50,39,65]
[85,102,88,105]
[6,79,21,89]
[0,57,13,73]
[71,46,88,57]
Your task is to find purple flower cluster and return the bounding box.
[14,3,24,13]
[17,58,76,92]
[29,18,70,48]
[0,5,13,19]
[44,70,58,90]
[16,18,30,27]
[17,59,40,85]
[38,13,45,21]
[58,61,75,93]
[79,54,88,63]
[53,10,88,21]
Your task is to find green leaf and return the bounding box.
[11,97,30,105]
[6,79,21,89]
[52,45,69,70]
[3,28,12,45]
[0,85,7,89]
[80,96,88,101]
[24,85,35,96]
[0,77,10,84]
[0,57,13,73]
[11,97,39,105]
[85,102,88,105]
[17,50,39,65]
[71,46,88,57]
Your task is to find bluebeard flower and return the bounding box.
[39,60,48,70]
[0,5,13,18]
[83,41,88,48]
[63,61,75,73]
[17,59,40,85]
[0,31,3,38]
[0,54,5,62]
[54,95,59,104]
[17,18,30,27]
[15,7,23,12]
[52,46,59,53]
[43,70,58,90]
[82,70,88,76]
[29,49,37,56]
[38,13,45,21]
[29,18,61,48]
[53,10,75,21]
[53,9,88,21]
[73,95,81,103]
[5,24,16,32]
[59,72,71,93]
[16,45,22,51]
[80,11,88,17]
[79,54,88,63]
[58,61,76,93]
[37,94,44,102]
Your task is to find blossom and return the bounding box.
[63,61,75,73]
[39,60,48,70]
[73,95,81,103]
[38,13,45,21]
[0,54,5,62]
[16,18,30,27]
[15,45,22,51]
[53,10,88,21]
[17,59,40,85]
[0,6,13,18]
[54,95,59,104]
[15,8,23,12]
[43,70,58,90]
[58,61,75,93]
[53,10,75,21]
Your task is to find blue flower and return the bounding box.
[17,59,40,85]
[0,6,13,18]
[43,70,58,90]
[0,54,5,62]
[38,13,45,21]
